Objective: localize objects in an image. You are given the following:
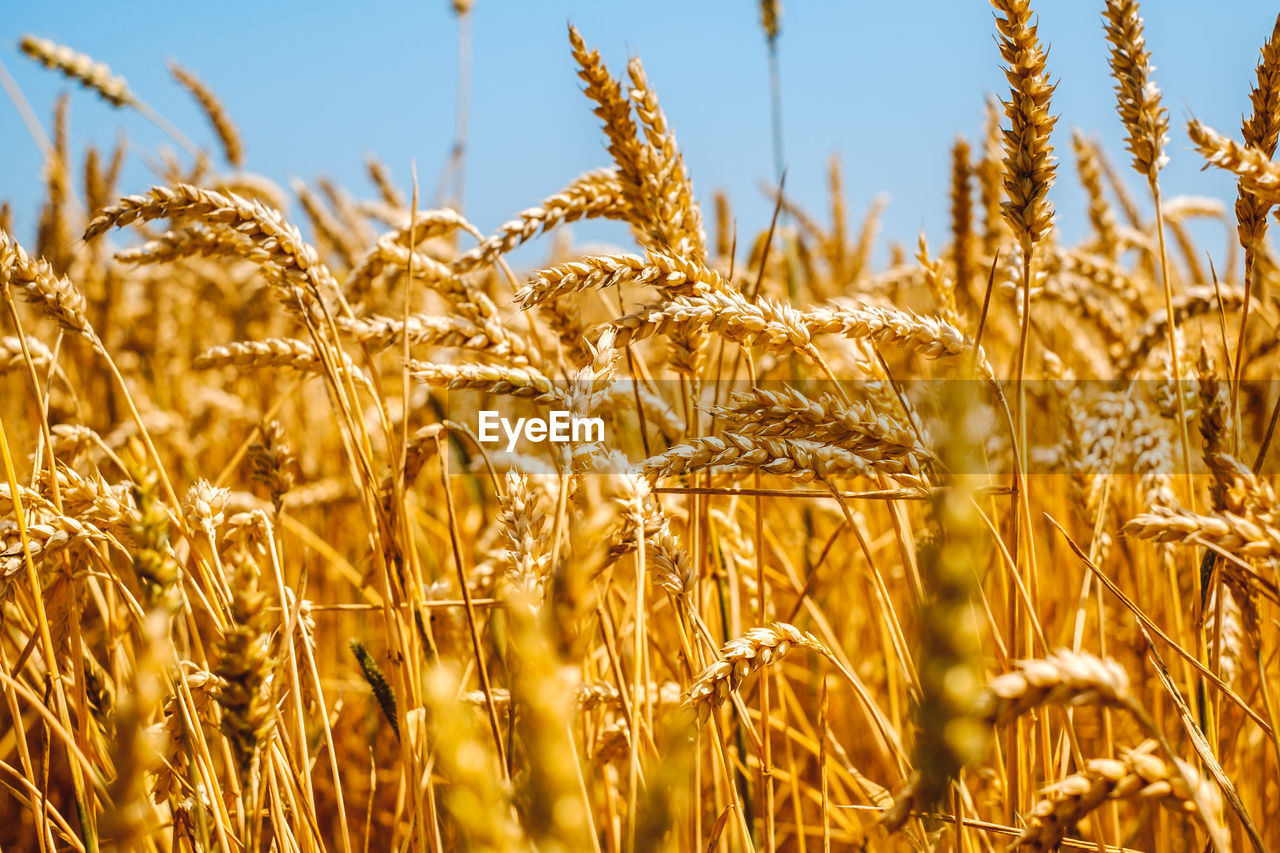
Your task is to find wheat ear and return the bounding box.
[408,360,570,407]
[681,622,826,723]
[168,61,243,167]
[453,168,628,275]
[978,649,1134,726]
[1235,14,1280,248]
[1,228,97,343]
[516,250,722,310]
[1123,505,1280,560]
[19,35,133,107]
[85,184,341,307]
[1103,0,1169,182]
[1015,741,1226,851]
[992,0,1057,252]
[641,433,927,491]
[1188,119,1280,206]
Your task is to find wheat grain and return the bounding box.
[806,300,971,358]
[626,57,705,260]
[977,96,1009,255]
[1115,285,1245,375]
[0,512,111,577]
[249,420,295,513]
[950,135,975,294]
[760,0,781,46]
[365,155,405,210]
[1073,131,1121,256]
[214,544,273,782]
[0,335,53,373]
[295,181,359,270]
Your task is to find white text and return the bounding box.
[478,410,604,451]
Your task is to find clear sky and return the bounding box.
[2,1,1278,267]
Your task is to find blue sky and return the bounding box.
[2,2,1277,267]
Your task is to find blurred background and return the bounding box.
[2,1,1277,267]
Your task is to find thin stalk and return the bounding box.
[767,38,784,189]
[819,680,831,853]
[0,56,86,219]
[755,482,774,852]
[1014,247,1032,483]
[0,410,97,852]
[1011,243,1039,819]
[450,7,472,210]
[1231,247,1256,432]
[433,433,509,775]
[132,99,203,164]
[627,505,647,851]
[1254,646,1280,797]
[1151,182,1194,652]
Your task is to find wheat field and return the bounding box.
[2,2,1280,851]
